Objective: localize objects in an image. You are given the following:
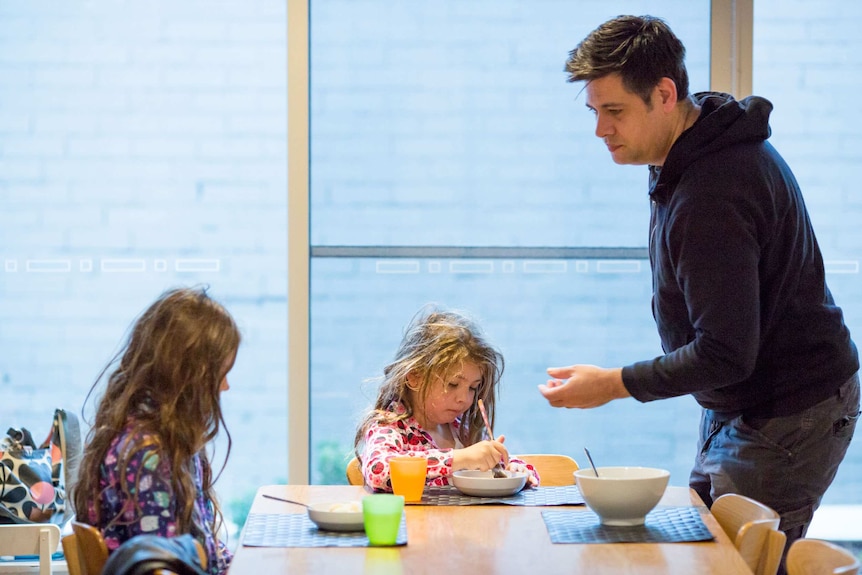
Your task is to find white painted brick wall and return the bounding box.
[0,0,288,527]
[1,1,860,535]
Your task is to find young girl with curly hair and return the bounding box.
[354,305,539,490]
[72,286,240,575]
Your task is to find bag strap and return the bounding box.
[55,409,82,496]
[5,427,36,449]
[50,408,83,524]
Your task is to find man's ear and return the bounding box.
[656,77,678,111]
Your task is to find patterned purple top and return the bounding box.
[87,424,231,575]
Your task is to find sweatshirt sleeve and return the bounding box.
[624,169,764,403]
[507,457,541,486]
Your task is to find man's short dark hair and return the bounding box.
[565,15,690,104]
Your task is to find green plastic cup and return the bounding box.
[362,494,404,546]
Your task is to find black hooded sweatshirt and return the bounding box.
[621,92,858,418]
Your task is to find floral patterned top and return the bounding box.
[360,401,540,490]
[87,424,231,575]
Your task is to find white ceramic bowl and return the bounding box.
[307,501,365,532]
[573,466,670,526]
[451,470,528,497]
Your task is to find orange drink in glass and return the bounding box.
[389,456,428,503]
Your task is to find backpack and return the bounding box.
[0,408,82,525]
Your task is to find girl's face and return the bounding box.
[219,352,236,393]
[411,361,483,427]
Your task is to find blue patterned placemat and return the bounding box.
[542,506,714,544]
[242,513,407,547]
[418,485,583,506]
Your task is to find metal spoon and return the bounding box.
[262,494,310,508]
[584,447,600,478]
[477,399,508,478]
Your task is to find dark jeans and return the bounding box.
[690,373,860,575]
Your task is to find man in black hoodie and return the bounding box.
[538,14,860,572]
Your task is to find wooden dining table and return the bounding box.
[227,484,753,575]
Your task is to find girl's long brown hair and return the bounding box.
[354,305,504,459]
[73,286,240,542]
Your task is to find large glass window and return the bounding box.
[752,0,862,504]
[0,0,288,535]
[308,0,861,519]
[308,0,710,487]
[310,1,708,248]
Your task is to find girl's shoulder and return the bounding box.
[108,421,163,459]
[369,400,410,424]
[368,401,422,434]
[385,400,409,416]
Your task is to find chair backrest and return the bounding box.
[63,528,209,575]
[515,454,579,486]
[787,539,861,575]
[62,533,84,575]
[101,533,209,575]
[71,521,109,575]
[755,526,788,575]
[346,457,363,486]
[0,523,61,575]
[711,493,785,575]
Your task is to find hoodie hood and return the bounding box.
[650,92,773,203]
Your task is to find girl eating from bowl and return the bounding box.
[354,304,539,490]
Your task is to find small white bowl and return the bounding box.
[451,470,528,497]
[574,466,670,526]
[307,501,365,532]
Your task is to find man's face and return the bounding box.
[585,73,671,166]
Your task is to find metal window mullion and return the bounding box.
[288,0,310,485]
[710,0,754,98]
[310,246,648,260]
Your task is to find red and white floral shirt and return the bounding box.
[360,401,539,491]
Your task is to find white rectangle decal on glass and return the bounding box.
[376,261,420,274]
[26,259,72,273]
[825,261,859,274]
[596,260,642,274]
[102,259,146,273]
[449,261,494,274]
[523,260,567,274]
[176,259,220,273]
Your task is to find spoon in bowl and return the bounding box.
[584,447,600,478]
[477,399,507,478]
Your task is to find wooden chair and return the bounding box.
[711,493,787,575]
[62,522,208,575]
[61,533,85,575]
[786,538,860,575]
[0,523,61,575]
[346,456,364,486]
[65,521,109,575]
[515,454,579,486]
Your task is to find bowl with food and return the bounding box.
[573,466,670,526]
[307,500,365,532]
[451,469,528,497]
